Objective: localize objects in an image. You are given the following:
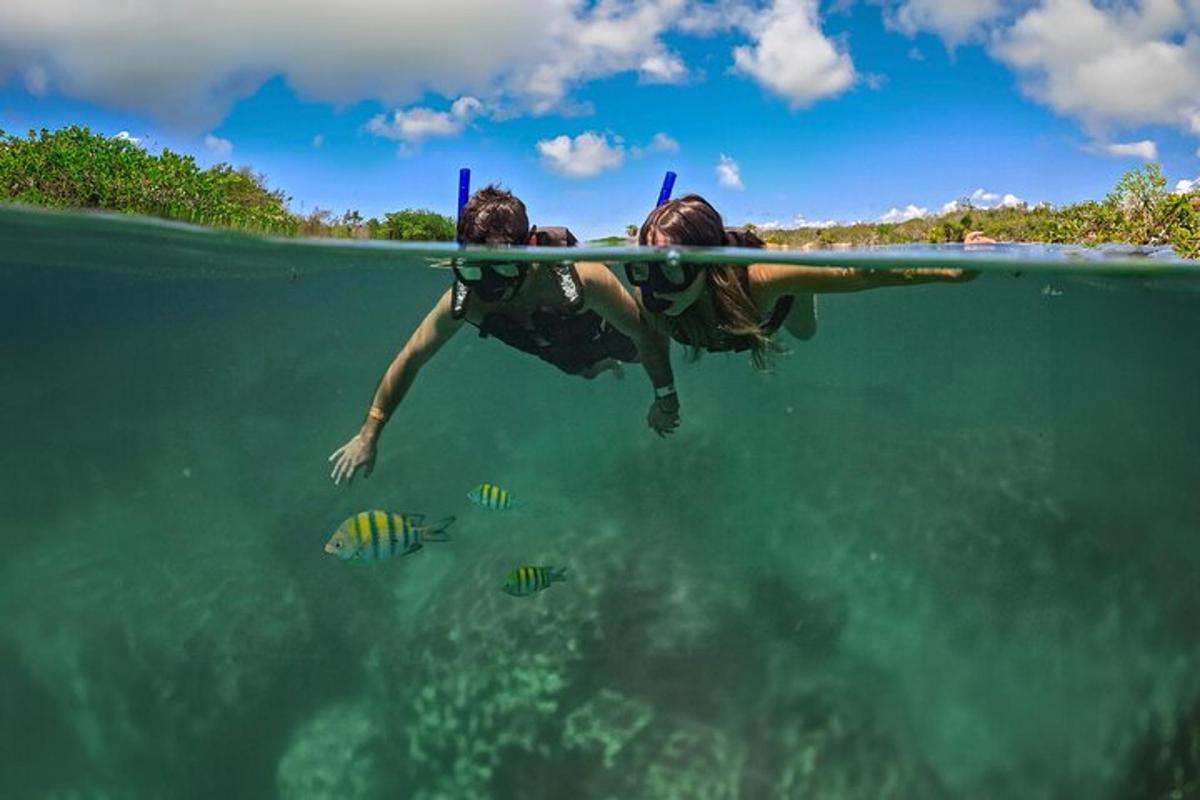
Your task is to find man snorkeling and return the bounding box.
[329,185,679,485]
[626,193,975,369]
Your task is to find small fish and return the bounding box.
[502,565,568,597]
[1041,284,1064,297]
[468,483,519,511]
[324,511,453,564]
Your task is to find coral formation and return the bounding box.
[276,701,385,800]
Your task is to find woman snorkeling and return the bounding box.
[626,194,975,368]
[329,186,679,485]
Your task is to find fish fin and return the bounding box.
[400,512,427,525]
[405,542,424,555]
[551,566,568,583]
[418,516,455,543]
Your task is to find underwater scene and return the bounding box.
[2,208,1199,800]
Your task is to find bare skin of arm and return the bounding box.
[576,262,680,437]
[748,263,976,308]
[329,289,463,484]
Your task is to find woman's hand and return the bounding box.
[329,431,377,485]
[647,394,681,437]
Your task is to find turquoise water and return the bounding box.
[1,206,1198,799]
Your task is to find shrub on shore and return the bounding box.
[758,164,1199,259]
[0,126,455,240]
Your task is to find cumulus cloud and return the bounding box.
[537,131,625,178]
[880,204,929,223]
[647,132,680,153]
[366,96,483,151]
[639,53,688,84]
[0,0,697,129]
[757,213,840,229]
[1084,140,1159,160]
[203,135,232,158]
[941,188,1027,213]
[992,0,1200,133]
[885,0,1007,44]
[113,131,142,146]
[732,0,856,108]
[1176,176,1200,193]
[716,154,745,190]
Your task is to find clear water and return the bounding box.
[2,206,1198,800]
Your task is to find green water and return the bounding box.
[2,207,1198,799]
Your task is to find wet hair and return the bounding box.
[457,185,530,245]
[638,194,775,369]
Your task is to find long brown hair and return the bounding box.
[638,194,774,369]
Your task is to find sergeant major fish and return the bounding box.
[325,511,454,564]
[468,483,520,511]
[502,565,568,597]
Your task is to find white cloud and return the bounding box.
[732,0,856,108]
[0,0,699,129]
[639,53,688,84]
[716,154,745,190]
[112,130,141,146]
[366,96,483,149]
[992,0,1200,133]
[203,135,232,158]
[886,0,1007,44]
[647,132,680,153]
[537,131,625,178]
[757,213,841,229]
[880,204,929,223]
[941,188,1027,213]
[1084,140,1159,160]
[311,134,324,148]
[22,65,49,95]
[1176,176,1200,193]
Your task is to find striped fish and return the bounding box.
[467,483,519,511]
[502,565,568,597]
[324,511,454,564]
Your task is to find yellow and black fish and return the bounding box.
[502,565,567,597]
[324,511,453,564]
[468,483,519,511]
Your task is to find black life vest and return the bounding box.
[451,226,636,374]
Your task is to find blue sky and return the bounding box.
[2,0,1199,238]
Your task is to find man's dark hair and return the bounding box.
[457,185,530,244]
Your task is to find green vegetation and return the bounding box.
[3,127,1197,256]
[758,164,1200,259]
[0,126,456,240]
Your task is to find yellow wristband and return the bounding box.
[368,406,388,423]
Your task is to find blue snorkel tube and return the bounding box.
[456,167,471,244]
[656,170,676,208]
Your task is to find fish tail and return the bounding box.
[550,566,568,583]
[417,516,455,543]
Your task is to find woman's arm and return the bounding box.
[575,262,680,436]
[749,263,975,308]
[329,289,462,483]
